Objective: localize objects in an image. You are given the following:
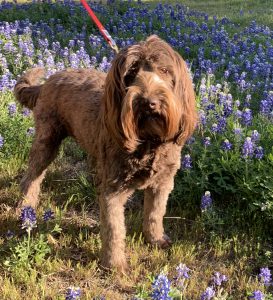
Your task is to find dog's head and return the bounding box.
[103,35,197,153]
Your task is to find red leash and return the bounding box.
[80,0,119,54]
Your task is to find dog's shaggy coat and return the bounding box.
[14,35,197,272]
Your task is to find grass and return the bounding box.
[0,0,273,299]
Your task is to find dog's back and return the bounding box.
[14,68,106,151]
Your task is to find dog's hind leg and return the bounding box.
[17,121,66,211]
[143,179,174,248]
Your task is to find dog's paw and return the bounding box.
[145,233,172,249]
[155,233,173,249]
[101,257,129,274]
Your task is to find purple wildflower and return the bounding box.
[8,102,16,116]
[201,286,215,300]
[99,57,111,72]
[241,108,252,126]
[65,287,81,300]
[212,272,228,286]
[43,209,54,222]
[201,191,212,211]
[259,267,271,285]
[176,263,191,279]
[0,135,4,148]
[255,146,264,160]
[20,206,37,231]
[235,100,240,107]
[221,139,232,151]
[22,108,31,117]
[249,290,265,300]
[234,109,242,119]
[234,127,242,136]
[242,137,254,159]
[27,127,35,136]
[251,130,260,142]
[211,123,218,133]
[203,137,211,147]
[199,110,206,125]
[6,230,15,239]
[216,117,227,133]
[200,79,207,94]
[186,137,196,145]
[245,94,251,107]
[182,154,192,169]
[151,274,172,300]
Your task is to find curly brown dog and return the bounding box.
[14,35,197,272]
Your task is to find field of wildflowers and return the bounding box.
[0,0,273,299]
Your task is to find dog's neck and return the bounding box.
[133,137,168,159]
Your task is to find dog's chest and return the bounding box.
[124,144,181,189]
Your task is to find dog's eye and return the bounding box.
[160,67,169,74]
[124,69,138,87]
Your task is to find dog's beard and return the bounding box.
[136,111,167,141]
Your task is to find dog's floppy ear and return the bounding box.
[173,52,197,146]
[102,49,139,153]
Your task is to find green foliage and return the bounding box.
[0,92,34,165]
[4,233,51,270]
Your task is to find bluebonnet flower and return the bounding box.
[224,70,229,79]
[249,290,265,300]
[203,137,211,147]
[201,191,212,211]
[200,286,215,300]
[212,272,228,286]
[223,99,233,116]
[0,134,4,149]
[182,154,192,169]
[242,137,254,159]
[176,263,190,279]
[216,117,227,133]
[186,137,196,145]
[65,287,81,300]
[27,127,35,136]
[200,78,207,94]
[8,102,17,116]
[259,267,271,285]
[6,230,15,239]
[235,100,240,107]
[199,110,206,125]
[99,57,111,72]
[211,123,218,133]
[151,274,171,300]
[22,108,31,117]
[251,130,260,142]
[221,139,232,151]
[21,206,37,231]
[43,209,54,222]
[245,94,251,107]
[255,146,264,160]
[241,108,252,126]
[234,127,242,136]
[234,109,242,119]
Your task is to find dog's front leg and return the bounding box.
[99,190,131,273]
[143,180,174,248]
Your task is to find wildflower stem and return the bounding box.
[27,227,31,258]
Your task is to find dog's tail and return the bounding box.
[14,68,45,110]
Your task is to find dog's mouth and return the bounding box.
[136,111,167,141]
